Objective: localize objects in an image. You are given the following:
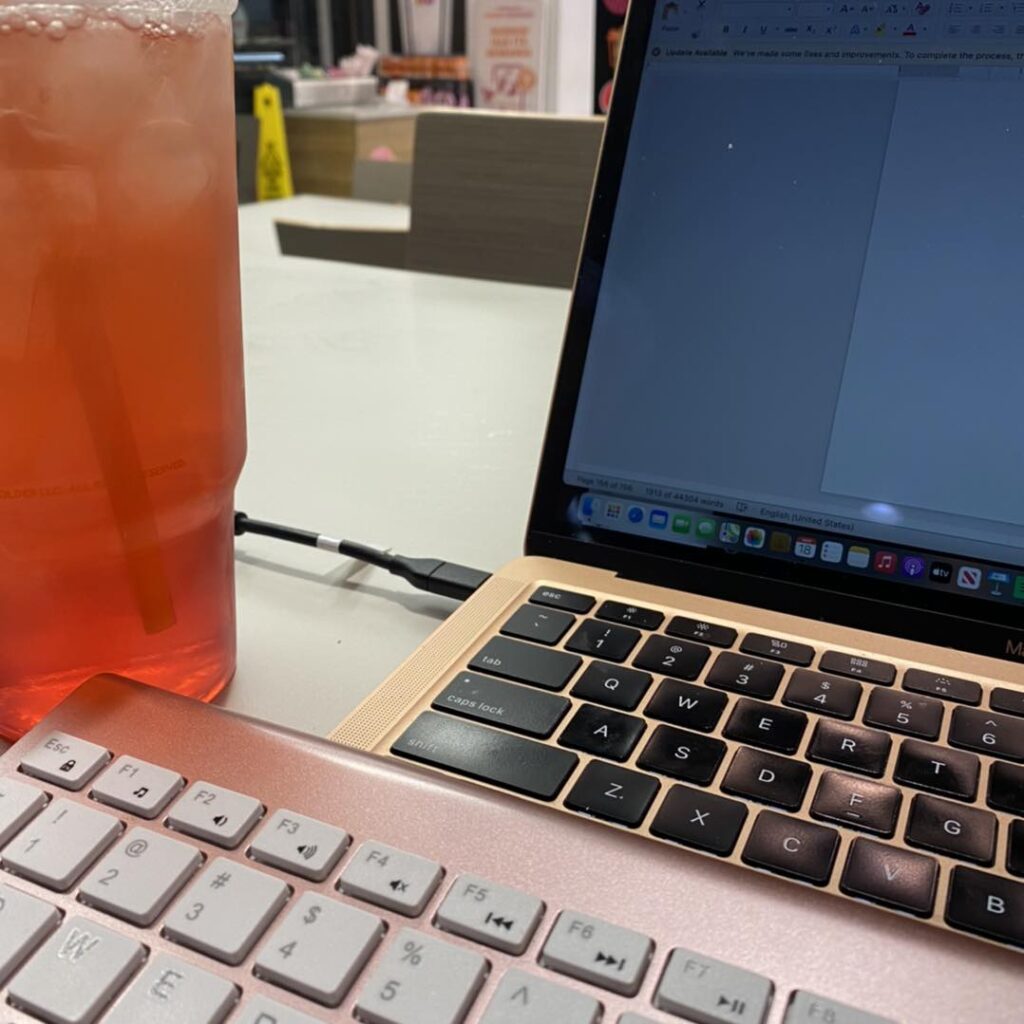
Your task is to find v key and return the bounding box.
[840,838,938,917]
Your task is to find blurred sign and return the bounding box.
[254,83,295,201]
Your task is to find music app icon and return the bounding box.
[874,551,898,574]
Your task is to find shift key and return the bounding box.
[392,712,578,801]
[470,636,581,691]
[433,673,570,737]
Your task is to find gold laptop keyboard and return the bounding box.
[391,585,1024,953]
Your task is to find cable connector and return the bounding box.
[235,512,491,602]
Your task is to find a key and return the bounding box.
[819,651,895,686]
[2,797,122,891]
[570,661,653,711]
[742,811,840,886]
[637,725,727,786]
[166,780,264,848]
[654,947,773,1024]
[650,784,749,856]
[433,673,570,738]
[724,699,808,754]
[255,891,384,1006]
[435,874,544,955]
[248,808,351,882]
[893,739,979,800]
[785,992,896,1024]
[839,838,938,917]
[18,731,111,791]
[620,1017,661,1024]
[633,634,711,681]
[0,884,61,987]
[863,689,944,740]
[558,705,646,761]
[807,720,891,777]
[392,712,579,802]
[1009,820,1024,877]
[7,916,145,1024]
[564,761,660,828]
[596,600,664,630]
[988,760,1024,816]
[949,707,1024,762]
[0,776,49,846]
[79,826,202,926]
[162,856,290,965]
[479,968,601,1024]
[104,953,239,1024]
[540,910,653,996]
[905,794,997,865]
[783,669,862,720]
[338,840,443,916]
[902,669,981,705]
[945,866,1024,948]
[810,772,901,836]
[644,679,727,732]
[235,996,324,1024]
[991,687,1024,718]
[89,755,185,819]
[722,747,811,810]
[355,927,487,1024]
[529,586,595,614]
[740,633,814,666]
[666,616,737,648]
[706,652,784,700]
[500,605,575,646]
[469,636,581,691]
[566,619,641,662]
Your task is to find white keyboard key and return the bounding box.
[104,952,239,1024]
[435,874,544,955]
[255,890,384,1006]
[0,776,49,846]
[479,968,601,1024]
[79,827,202,926]
[338,840,443,916]
[7,915,145,1024]
[166,780,264,848]
[163,856,290,965]
[235,995,325,1023]
[655,948,773,1024]
[0,884,62,986]
[355,928,488,1024]
[248,808,350,882]
[1,798,122,891]
[539,910,653,997]
[19,731,111,791]
[90,756,184,819]
[786,992,896,1024]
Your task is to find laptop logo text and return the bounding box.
[1007,639,1024,659]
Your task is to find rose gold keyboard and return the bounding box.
[0,675,1020,1024]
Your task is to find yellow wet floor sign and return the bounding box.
[254,83,294,201]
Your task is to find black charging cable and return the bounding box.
[234,512,491,602]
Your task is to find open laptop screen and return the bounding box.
[530,0,1024,646]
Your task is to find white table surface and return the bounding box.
[225,196,571,738]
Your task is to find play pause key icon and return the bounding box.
[655,947,773,1023]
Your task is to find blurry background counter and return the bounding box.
[222,196,570,738]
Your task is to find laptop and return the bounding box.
[333,0,1024,955]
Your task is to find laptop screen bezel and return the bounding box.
[524,0,1024,666]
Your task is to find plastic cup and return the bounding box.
[0,0,246,739]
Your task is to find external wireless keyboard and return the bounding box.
[0,675,1020,1024]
